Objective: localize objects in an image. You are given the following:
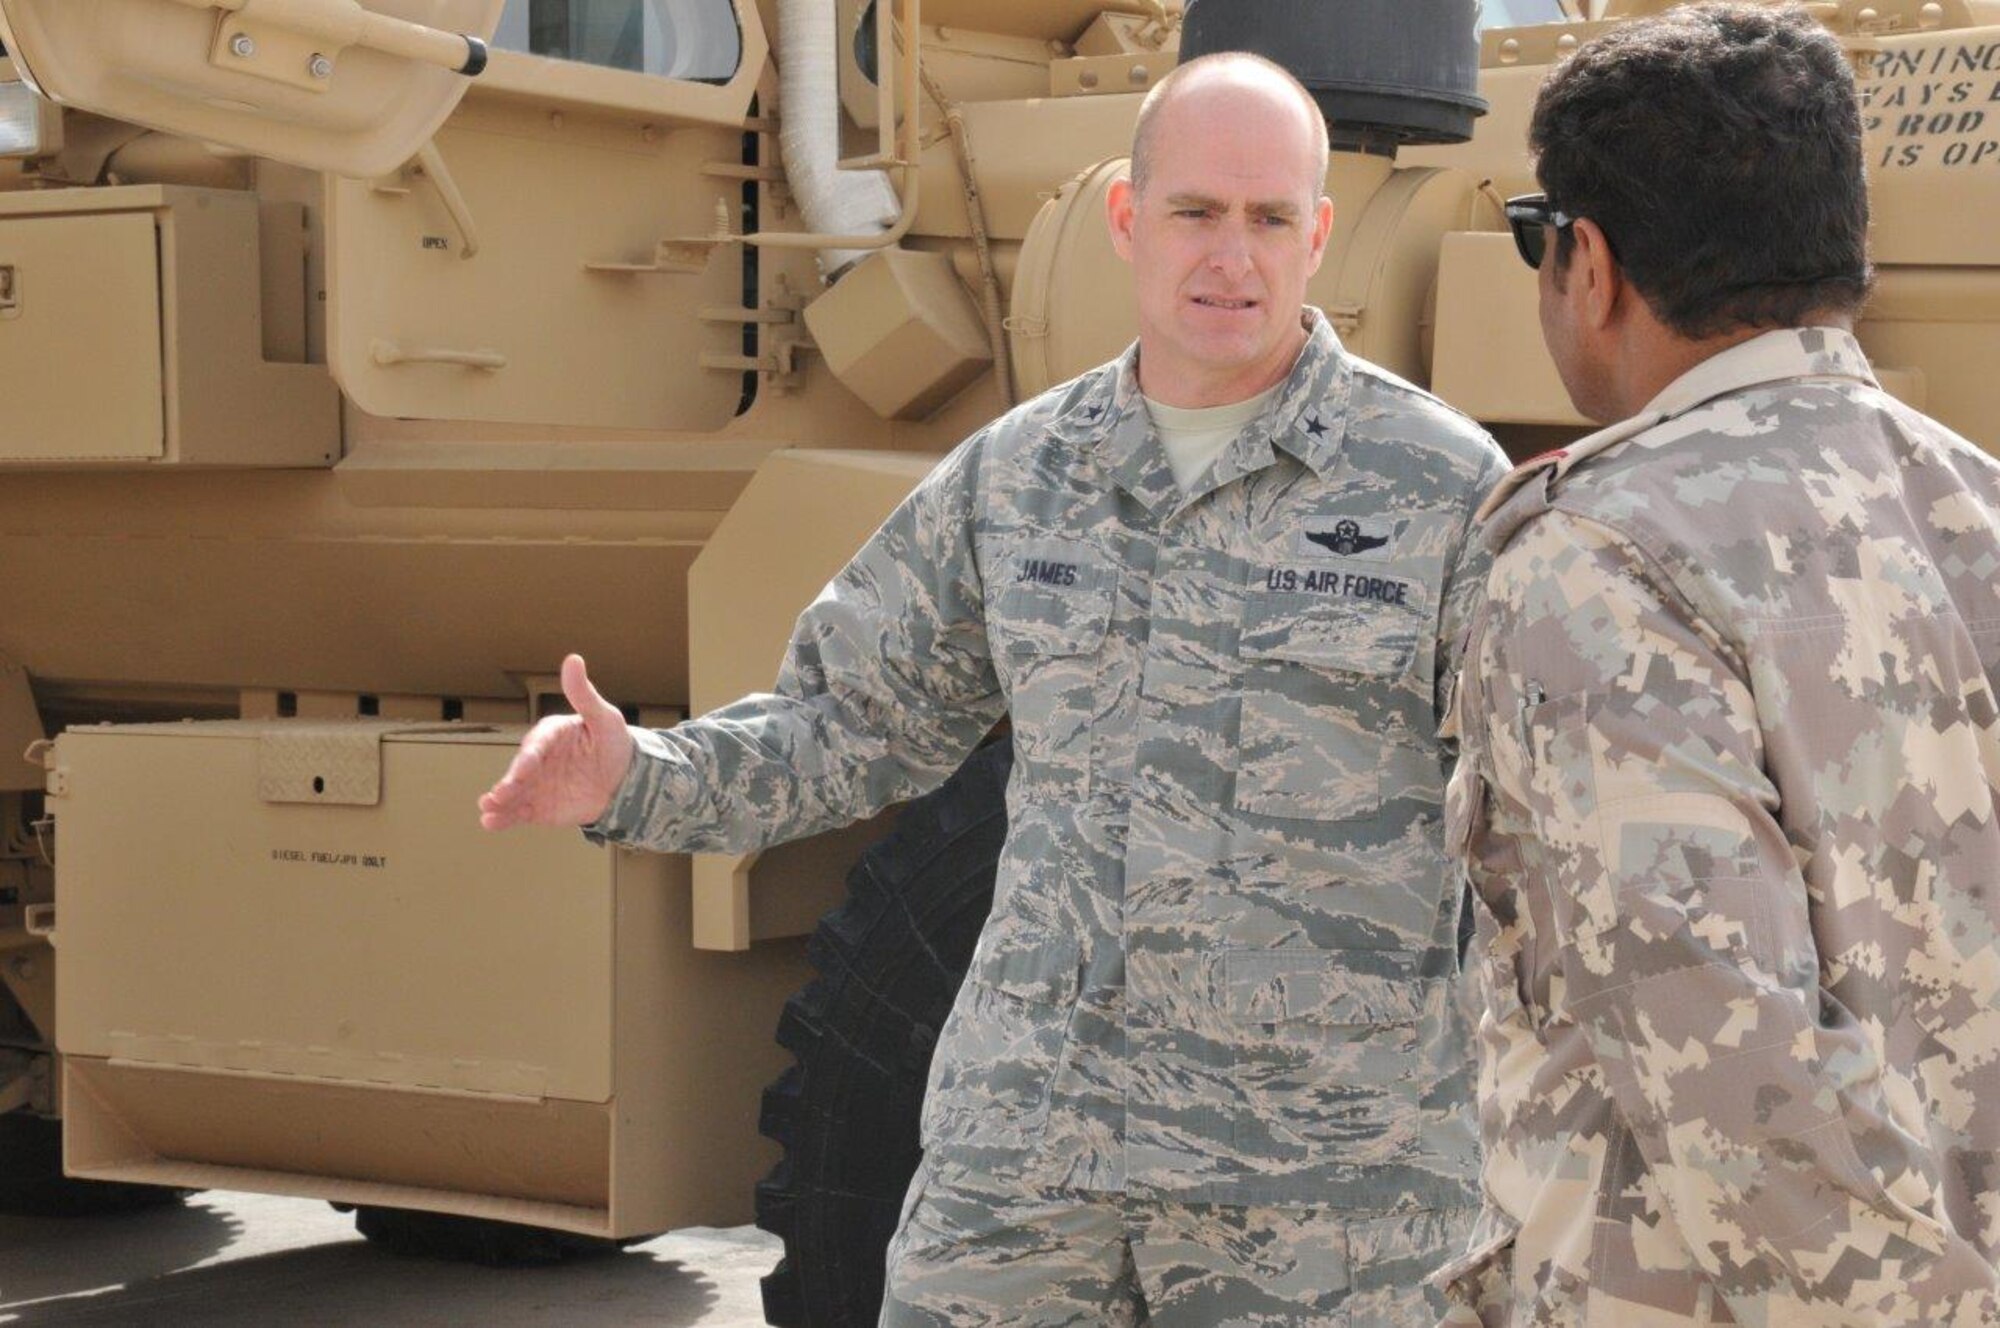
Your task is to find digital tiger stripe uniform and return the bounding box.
[588,312,1508,1321]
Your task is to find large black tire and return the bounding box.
[755,738,1010,1328]
[0,1111,188,1217]
[346,1205,638,1266]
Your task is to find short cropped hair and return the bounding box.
[1131,51,1330,197]
[1531,4,1871,338]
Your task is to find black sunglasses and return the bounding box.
[1504,193,1576,270]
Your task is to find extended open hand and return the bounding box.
[478,653,635,831]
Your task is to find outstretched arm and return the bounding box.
[484,437,1004,856]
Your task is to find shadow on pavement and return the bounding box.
[0,1199,241,1308]
[0,1239,725,1327]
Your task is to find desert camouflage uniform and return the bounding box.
[1435,327,2000,1325]
[589,311,1508,1321]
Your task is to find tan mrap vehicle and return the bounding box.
[0,0,1996,1321]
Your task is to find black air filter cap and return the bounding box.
[1180,0,1487,149]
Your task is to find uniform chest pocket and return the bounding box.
[1236,589,1431,822]
[990,542,1117,800]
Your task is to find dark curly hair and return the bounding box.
[1530,4,1872,339]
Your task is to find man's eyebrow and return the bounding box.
[1161,193,1302,219]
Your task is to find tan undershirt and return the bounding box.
[1144,381,1284,493]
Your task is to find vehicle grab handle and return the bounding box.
[168,0,489,77]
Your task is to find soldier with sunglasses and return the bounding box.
[1436,6,2000,1324]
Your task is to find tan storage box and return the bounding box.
[0,184,338,466]
[804,247,992,421]
[46,720,807,1238]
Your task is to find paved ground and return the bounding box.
[0,1193,781,1326]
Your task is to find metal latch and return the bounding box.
[258,721,469,806]
[0,265,17,319]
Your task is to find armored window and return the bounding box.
[493,0,742,81]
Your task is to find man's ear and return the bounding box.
[1569,217,1622,331]
[1106,175,1137,262]
[1306,195,1335,273]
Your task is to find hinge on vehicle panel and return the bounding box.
[212,13,344,95]
[700,305,799,326]
[698,338,813,393]
[697,274,811,390]
[701,162,785,183]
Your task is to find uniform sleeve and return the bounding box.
[588,436,1004,855]
[1434,446,1510,740]
[1480,508,2000,1323]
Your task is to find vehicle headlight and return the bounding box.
[0,77,56,158]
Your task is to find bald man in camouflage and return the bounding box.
[483,51,1507,1328]
[1436,7,2000,1324]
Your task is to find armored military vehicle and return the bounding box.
[0,0,1993,1322]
